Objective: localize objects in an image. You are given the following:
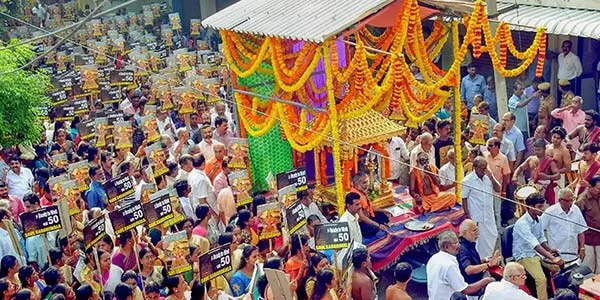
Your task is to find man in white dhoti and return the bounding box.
[462,157,501,258]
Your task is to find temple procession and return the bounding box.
[0,0,600,299]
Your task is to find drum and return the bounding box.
[514,184,540,217]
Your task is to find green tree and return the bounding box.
[0,40,50,148]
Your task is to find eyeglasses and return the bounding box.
[487,144,496,148]
[559,198,574,202]
[512,273,527,278]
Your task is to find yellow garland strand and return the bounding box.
[323,43,345,215]
[276,104,332,153]
[271,44,323,93]
[452,21,463,201]
[222,34,271,78]
[235,93,278,136]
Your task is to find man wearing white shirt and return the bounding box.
[427,230,494,300]
[439,149,458,194]
[409,133,435,171]
[0,208,21,261]
[388,136,410,185]
[174,179,195,220]
[557,40,583,87]
[482,262,536,300]
[4,156,33,199]
[299,189,328,224]
[541,187,587,259]
[187,154,212,209]
[339,192,363,246]
[210,102,236,132]
[462,157,501,258]
[198,125,221,161]
[176,155,194,181]
[170,128,194,160]
[156,109,176,142]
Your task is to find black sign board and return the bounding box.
[314,222,351,251]
[77,119,96,141]
[54,104,75,121]
[109,201,146,235]
[109,70,135,86]
[83,216,106,250]
[106,110,125,126]
[276,167,307,191]
[71,98,89,114]
[50,89,67,106]
[199,244,232,283]
[21,205,62,238]
[57,77,73,91]
[99,66,115,79]
[103,174,134,203]
[100,88,121,104]
[73,54,94,66]
[142,193,174,228]
[285,199,306,235]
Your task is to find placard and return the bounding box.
[95,117,110,148]
[71,98,90,115]
[143,191,174,228]
[140,183,156,204]
[141,114,160,143]
[21,205,62,238]
[284,199,306,235]
[228,138,248,169]
[257,202,282,240]
[106,110,125,127]
[163,231,192,276]
[278,185,297,207]
[162,189,185,228]
[109,70,135,86]
[48,175,68,200]
[54,104,75,121]
[314,222,351,250]
[83,215,106,250]
[229,170,252,207]
[109,201,147,235]
[469,113,489,145]
[276,167,307,192]
[57,77,73,90]
[199,244,232,283]
[145,143,168,177]
[50,89,68,106]
[113,121,133,150]
[68,161,89,191]
[62,180,81,216]
[103,174,134,203]
[51,153,68,169]
[77,119,96,141]
[100,87,121,104]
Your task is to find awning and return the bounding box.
[497,3,600,39]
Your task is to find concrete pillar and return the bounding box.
[486,0,509,119]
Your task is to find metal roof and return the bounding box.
[201,0,395,42]
[497,2,600,39]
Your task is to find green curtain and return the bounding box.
[237,66,293,191]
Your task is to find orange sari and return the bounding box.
[412,165,456,212]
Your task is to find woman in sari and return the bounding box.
[230,245,259,297]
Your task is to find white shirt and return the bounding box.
[541,203,587,255]
[439,162,456,194]
[0,227,19,259]
[302,202,328,224]
[198,139,217,161]
[388,137,410,180]
[557,51,583,80]
[339,210,362,246]
[426,251,468,300]
[187,168,213,210]
[461,171,495,223]
[179,196,196,221]
[157,117,176,142]
[482,279,536,300]
[409,144,435,171]
[170,139,194,159]
[7,167,34,199]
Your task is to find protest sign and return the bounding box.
[199,243,232,283]
[109,201,147,235]
[143,190,175,228]
[228,170,252,207]
[257,202,282,240]
[21,206,62,238]
[62,180,82,216]
[68,161,89,191]
[163,231,192,276]
[284,199,306,235]
[276,167,307,192]
[314,222,351,250]
[103,174,135,203]
[83,215,106,250]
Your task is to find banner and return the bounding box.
[314,222,351,250]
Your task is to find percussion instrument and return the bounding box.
[514,184,540,217]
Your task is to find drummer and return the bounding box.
[546,127,571,187]
[513,139,560,205]
[569,143,600,197]
[568,110,600,152]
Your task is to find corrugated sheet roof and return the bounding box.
[201,0,394,42]
[497,2,600,38]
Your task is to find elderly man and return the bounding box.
[204,143,226,183]
[409,132,435,171]
[170,127,194,160]
[426,230,495,300]
[541,187,587,260]
[551,96,585,139]
[485,137,511,227]
[502,112,526,167]
[482,262,537,299]
[462,156,501,258]
[198,124,222,161]
[457,219,501,299]
[492,123,517,169]
[439,149,458,194]
[409,152,457,214]
[513,193,564,300]
[576,175,600,273]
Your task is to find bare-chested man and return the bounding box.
[568,110,600,152]
[513,139,561,204]
[569,143,600,197]
[351,248,377,300]
[546,126,571,174]
[385,263,413,300]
